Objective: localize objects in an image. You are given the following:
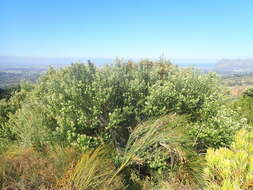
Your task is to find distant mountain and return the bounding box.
[213,59,253,74]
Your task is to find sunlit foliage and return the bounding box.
[204,129,253,190]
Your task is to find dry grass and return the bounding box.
[68,146,124,190]
[0,145,80,190]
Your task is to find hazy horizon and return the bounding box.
[0,55,219,66]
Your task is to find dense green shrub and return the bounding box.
[243,87,253,97]
[204,129,253,189]
[8,102,57,151]
[145,69,247,150]
[0,85,20,100]
[6,60,247,152]
[8,61,176,150]
[145,70,221,118]
[231,87,253,126]
[188,106,248,150]
[0,82,34,153]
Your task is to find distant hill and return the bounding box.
[213,59,253,74]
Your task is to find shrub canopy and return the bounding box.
[2,60,247,151]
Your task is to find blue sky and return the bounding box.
[1,0,253,59]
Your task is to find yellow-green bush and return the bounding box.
[204,129,253,190]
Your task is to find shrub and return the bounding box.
[7,61,177,150]
[145,69,247,150]
[204,129,253,189]
[0,82,34,152]
[8,102,59,151]
[145,70,221,119]
[231,88,253,126]
[188,106,248,151]
[7,61,245,154]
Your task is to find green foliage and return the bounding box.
[145,70,221,118]
[145,68,247,150]
[6,60,244,152]
[243,87,253,97]
[188,106,248,150]
[231,87,253,126]
[126,177,196,190]
[0,84,20,100]
[0,100,14,140]
[7,61,177,150]
[8,102,58,151]
[0,82,34,153]
[204,129,253,190]
[0,83,38,152]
